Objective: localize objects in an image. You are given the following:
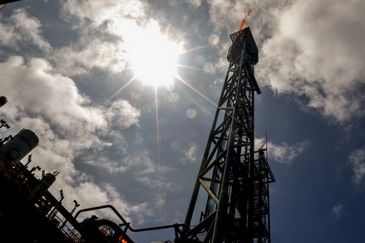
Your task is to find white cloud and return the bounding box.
[0,63,154,219]
[204,0,285,78]
[106,100,141,129]
[136,175,174,191]
[0,55,151,223]
[179,143,199,165]
[171,142,199,165]
[185,143,198,162]
[332,203,345,220]
[207,0,246,33]
[61,0,146,27]
[206,0,365,123]
[51,35,128,75]
[256,138,308,165]
[186,0,203,7]
[51,1,145,76]
[0,53,142,193]
[167,0,203,8]
[56,0,186,79]
[0,9,51,51]
[83,151,171,176]
[258,0,365,122]
[0,56,106,135]
[81,151,175,219]
[206,0,286,40]
[349,147,365,186]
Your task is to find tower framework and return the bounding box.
[182,28,275,243]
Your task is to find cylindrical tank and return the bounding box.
[0,129,39,163]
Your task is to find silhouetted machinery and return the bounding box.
[0,96,7,107]
[180,27,275,243]
[0,0,22,11]
[0,27,274,243]
[0,0,22,5]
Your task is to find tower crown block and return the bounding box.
[228,27,259,65]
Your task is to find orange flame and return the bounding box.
[239,8,252,31]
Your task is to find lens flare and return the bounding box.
[186,108,197,119]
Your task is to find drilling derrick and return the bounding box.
[181,27,275,243]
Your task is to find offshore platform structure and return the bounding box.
[181,27,275,243]
[0,2,274,241]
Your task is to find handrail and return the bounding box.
[74,204,185,233]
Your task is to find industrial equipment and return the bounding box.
[180,27,275,243]
[0,25,274,243]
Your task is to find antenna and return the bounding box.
[25,154,32,167]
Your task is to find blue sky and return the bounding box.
[0,0,365,242]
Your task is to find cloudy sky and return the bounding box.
[0,0,365,242]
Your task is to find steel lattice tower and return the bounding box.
[181,27,275,243]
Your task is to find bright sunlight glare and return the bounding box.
[124,20,182,87]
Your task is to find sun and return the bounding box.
[124,20,182,87]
